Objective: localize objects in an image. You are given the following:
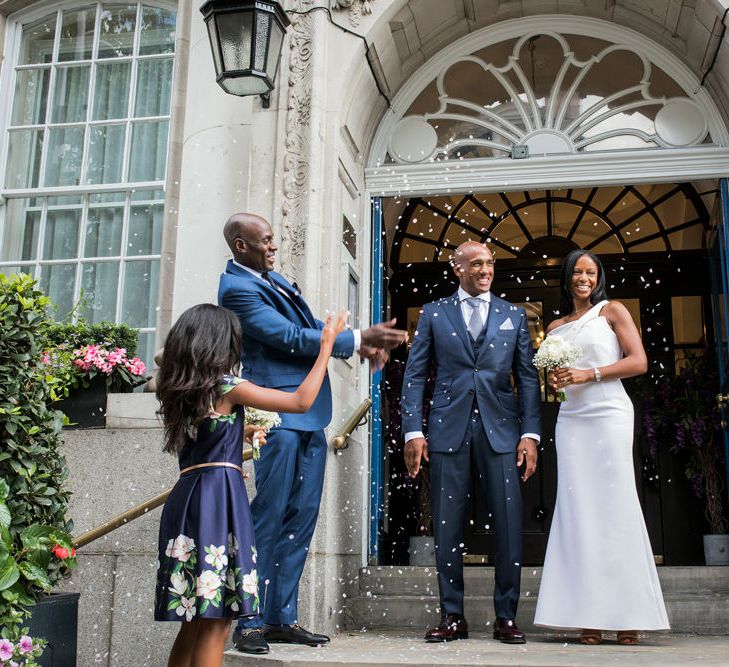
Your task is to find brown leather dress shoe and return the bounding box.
[493,617,526,644]
[424,614,469,642]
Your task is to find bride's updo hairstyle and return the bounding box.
[559,249,608,316]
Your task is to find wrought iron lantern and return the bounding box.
[200,0,290,104]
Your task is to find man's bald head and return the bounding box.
[451,241,494,296]
[223,212,277,272]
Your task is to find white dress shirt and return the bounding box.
[404,287,539,444]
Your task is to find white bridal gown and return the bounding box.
[534,301,669,631]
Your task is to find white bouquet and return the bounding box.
[245,408,282,459]
[532,334,582,402]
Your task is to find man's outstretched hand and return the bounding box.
[361,318,408,350]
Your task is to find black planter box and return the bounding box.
[25,591,80,667]
[55,376,108,429]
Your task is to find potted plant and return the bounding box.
[41,317,147,428]
[0,273,79,665]
[642,352,729,565]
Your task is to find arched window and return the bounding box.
[0,2,176,365]
[389,184,710,267]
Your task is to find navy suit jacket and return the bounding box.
[401,292,541,453]
[218,260,355,431]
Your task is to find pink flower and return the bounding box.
[0,639,15,661]
[41,352,51,364]
[18,636,33,654]
[124,358,146,376]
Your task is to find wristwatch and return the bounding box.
[593,367,602,382]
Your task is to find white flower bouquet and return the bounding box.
[532,334,582,402]
[245,408,282,459]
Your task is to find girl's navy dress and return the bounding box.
[155,376,258,622]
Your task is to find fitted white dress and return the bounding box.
[534,301,669,631]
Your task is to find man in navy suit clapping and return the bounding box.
[219,213,407,654]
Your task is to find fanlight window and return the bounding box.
[389,184,709,266]
[387,31,712,164]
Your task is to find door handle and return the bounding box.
[716,393,729,408]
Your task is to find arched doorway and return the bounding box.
[378,183,717,567]
[364,17,729,568]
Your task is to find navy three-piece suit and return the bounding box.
[401,291,541,620]
[219,260,354,628]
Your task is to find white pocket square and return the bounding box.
[499,318,514,331]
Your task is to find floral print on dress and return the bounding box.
[158,533,259,619]
[209,375,245,431]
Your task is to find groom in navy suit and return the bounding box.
[401,241,541,644]
[219,213,407,654]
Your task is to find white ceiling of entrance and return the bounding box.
[387,30,712,164]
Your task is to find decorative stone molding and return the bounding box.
[331,0,375,25]
[281,0,315,276]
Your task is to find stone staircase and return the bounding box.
[345,566,729,635]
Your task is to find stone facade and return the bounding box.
[2,1,729,665]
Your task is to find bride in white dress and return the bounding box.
[534,250,669,644]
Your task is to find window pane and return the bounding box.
[4,130,43,188]
[122,259,159,327]
[128,203,163,255]
[43,209,81,259]
[98,4,137,58]
[59,8,96,62]
[139,6,176,55]
[85,206,124,257]
[90,191,126,204]
[11,68,50,126]
[80,261,119,322]
[0,266,24,278]
[19,14,57,65]
[128,121,168,181]
[1,199,42,262]
[40,263,76,317]
[134,58,172,117]
[45,127,85,186]
[87,124,126,184]
[52,65,90,123]
[93,62,132,119]
[135,331,154,370]
[131,188,163,201]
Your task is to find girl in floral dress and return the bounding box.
[154,304,346,666]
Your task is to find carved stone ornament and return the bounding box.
[281,0,315,275]
[331,0,375,25]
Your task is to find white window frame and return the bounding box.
[0,0,177,361]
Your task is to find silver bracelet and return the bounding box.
[593,367,602,382]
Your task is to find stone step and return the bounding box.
[347,567,729,635]
[222,632,729,666]
[358,566,729,596]
[345,593,729,635]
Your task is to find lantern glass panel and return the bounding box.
[254,10,271,72]
[266,20,285,82]
[218,10,253,73]
[205,13,223,76]
[220,74,269,96]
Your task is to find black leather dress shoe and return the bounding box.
[493,617,526,644]
[232,628,269,654]
[264,624,331,646]
[424,614,469,642]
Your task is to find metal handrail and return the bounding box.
[73,398,373,549]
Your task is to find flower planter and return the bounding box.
[25,592,80,667]
[409,535,436,566]
[55,376,108,429]
[704,534,729,565]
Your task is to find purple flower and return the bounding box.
[674,424,687,449]
[18,635,33,654]
[689,419,705,446]
[0,639,15,661]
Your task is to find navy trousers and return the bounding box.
[429,409,523,620]
[238,428,327,628]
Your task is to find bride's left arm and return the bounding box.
[598,301,648,381]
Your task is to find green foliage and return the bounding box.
[0,273,75,642]
[44,320,139,357]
